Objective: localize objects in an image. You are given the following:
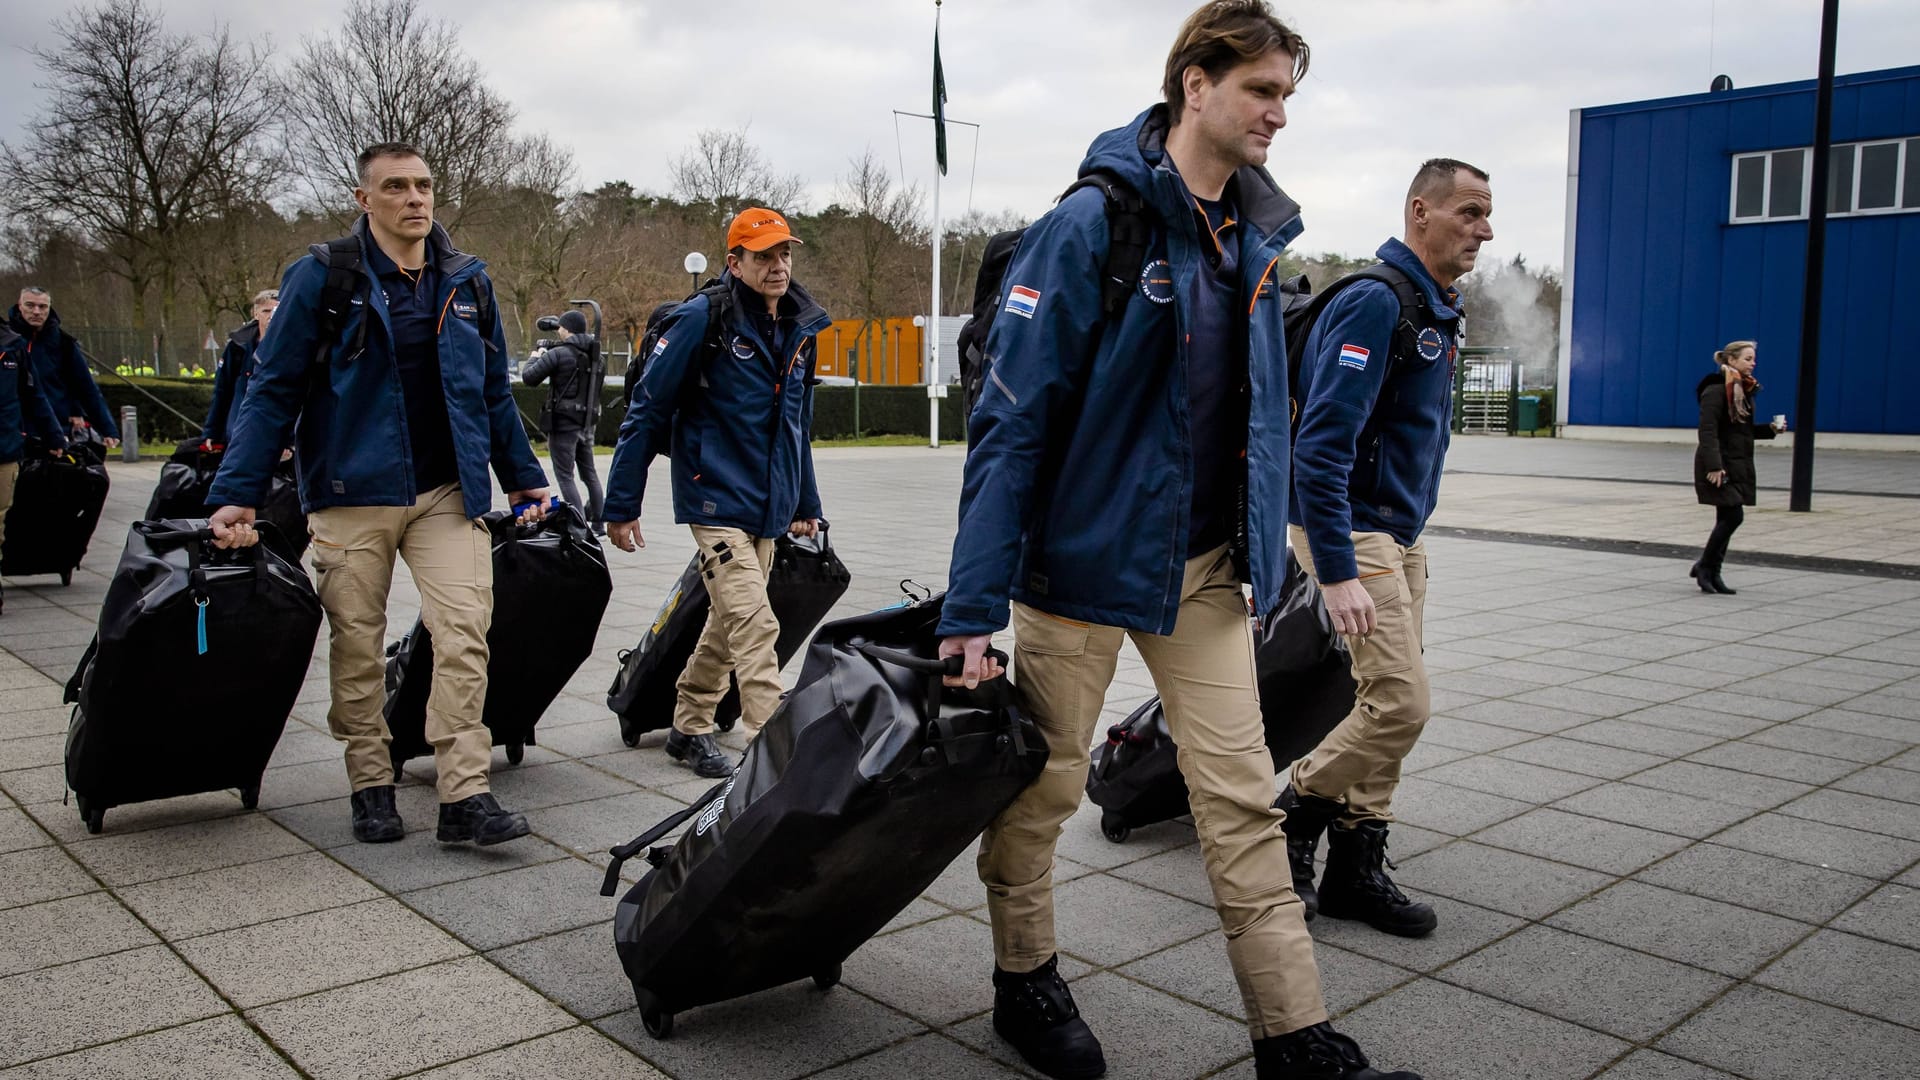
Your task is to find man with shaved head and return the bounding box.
[1278,158,1493,940]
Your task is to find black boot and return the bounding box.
[991,955,1107,1079]
[435,793,531,846]
[1689,562,1716,594]
[1317,822,1437,938]
[1707,569,1737,594]
[665,729,735,778]
[350,784,404,843]
[1275,785,1342,919]
[1254,1022,1422,1079]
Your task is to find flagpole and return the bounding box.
[927,0,944,450]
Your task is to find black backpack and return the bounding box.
[310,235,495,364]
[954,170,1152,427]
[1278,263,1436,428]
[624,279,733,407]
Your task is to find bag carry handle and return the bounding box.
[851,643,1018,768]
[600,778,729,896]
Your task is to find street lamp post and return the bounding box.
[683,251,708,292]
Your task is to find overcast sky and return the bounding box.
[3,0,1916,269]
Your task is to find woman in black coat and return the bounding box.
[1691,339,1785,594]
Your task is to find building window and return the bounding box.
[1730,137,1920,223]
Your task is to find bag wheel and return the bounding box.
[240,786,260,810]
[59,570,72,586]
[640,1006,673,1040]
[76,796,104,834]
[812,963,842,991]
[1100,812,1130,844]
[621,730,640,748]
[506,742,524,765]
[716,714,737,734]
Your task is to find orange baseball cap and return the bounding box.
[727,207,803,252]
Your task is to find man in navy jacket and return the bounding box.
[7,288,120,446]
[938,5,1419,1079]
[203,289,279,446]
[604,207,829,780]
[0,322,67,615]
[1277,159,1492,941]
[209,143,550,849]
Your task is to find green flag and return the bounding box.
[933,19,948,175]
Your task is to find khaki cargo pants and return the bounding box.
[309,483,495,802]
[981,545,1328,1039]
[0,461,17,548]
[1286,527,1431,826]
[673,525,783,738]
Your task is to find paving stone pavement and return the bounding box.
[1,444,1917,1079]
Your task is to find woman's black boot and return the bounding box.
[1689,562,1715,593]
[1707,569,1737,595]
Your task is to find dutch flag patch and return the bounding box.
[1005,285,1041,319]
[1337,344,1370,371]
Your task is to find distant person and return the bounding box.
[603,207,830,782]
[7,287,121,448]
[520,309,605,531]
[204,290,279,447]
[1279,158,1492,944]
[1691,340,1783,594]
[207,142,551,849]
[0,321,69,615]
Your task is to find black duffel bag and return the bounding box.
[383,503,612,771]
[607,525,851,745]
[1,441,111,585]
[62,520,322,833]
[144,438,222,521]
[258,459,309,563]
[602,589,1045,1040]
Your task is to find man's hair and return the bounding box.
[356,142,427,186]
[1162,1,1310,117]
[250,288,278,310]
[19,285,49,299]
[1407,158,1491,205]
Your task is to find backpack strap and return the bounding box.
[691,279,732,390]
[312,235,368,364]
[1060,169,1151,317]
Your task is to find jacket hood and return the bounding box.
[228,320,261,347]
[311,217,481,279]
[1695,370,1728,397]
[1078,104,1304,242]
[557,332,596,352]
[6,305,63,339]
[725,273,831,337]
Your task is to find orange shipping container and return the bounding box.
[811,318,928,385]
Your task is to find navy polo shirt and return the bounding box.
[367,243,458,494]
[1183,189,1245,556]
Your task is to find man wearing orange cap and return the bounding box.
[604,208,831,778]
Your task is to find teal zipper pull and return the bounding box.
[195,597,209,656]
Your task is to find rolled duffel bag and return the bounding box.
[0,441,111,585]
[61,521,322,833]
[607,525,851,746]
[1085,698,1187,843]
[383,503,613,771]
[601,589,1046,1040]
[143,439,223,521]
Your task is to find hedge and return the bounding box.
[96,377,970,451]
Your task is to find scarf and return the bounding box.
[1724,367,1759,422]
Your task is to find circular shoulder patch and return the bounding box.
[1416,326,1446,362]
[731,336,756,360]
[1138,258,1176,305]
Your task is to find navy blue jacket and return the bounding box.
[1289,238,1461,583]
[603,277,829,537]
[4,307,120,439]
[0,325,67,464]
[939,106,1304,637]
[203,321,260,445]
[209,218,546,519]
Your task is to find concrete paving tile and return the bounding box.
[1776,787,1920,841]
[0,765,66,806]
[0,1014,301,1079]
[0,706,75,740]
[1616,703,1777,740]
[1416,757,1602,803]
[0,944,228,1068]
[119,850,382,940]
[178,897,469,1008]
[579,747,701,790]
[1473,807,1691,875]
[1420,715,1538,751]
[1684,741,1863,784]
[64,812,306,886]
[0,733,68,772]
[1595,1050,1742,1079]
[1635,842,1879,924]
[1396,840,1610,919]
[1046,872,1216,968]
[1306,891,1524,973]
[531,790,690,857]
[1745,723,1910,763]
[22,789,249,846]
[841,913,999,1025]
[809,1033,1024,1079]
[950,971,1247,1080]
[1563,674,1700,704]
[1623,761,1814,810]
[1558,718,1722,756]
[1791,706,1920,743]
[409,1026,666,1078]
[482,760,638,812]
[1612,662,1747,691]
[1051,801,1197,871]
[597,980,925,1080]
[1335,977,1628,1080]
[1711,812,1920,878]
[247,956,573,1080]
[0,893,155,978]
[403,857,610,951]
[264,725,343,769]
[1121,931,1409,1022]
[1658,985,1920,1080]
[527,720,633,760]
[1548,881,1810,978]
[0,846,97,910]
[1439,924,1732,1040]
[876,897,949,936]
[251,759,353,810]
[1754,928,1920,1028]
[0,805,49,854]
[1385,777,1533,836]
[1398,739,1474,773]
[1493,737,1667,780]
[1830,884,1920,951]
[1551,783,1756,839]
[1511,685,1657,720]
[1104,844,1213,906]
[328,830,571,893]
[1830,764,1920,803]
[488,922,634,1021]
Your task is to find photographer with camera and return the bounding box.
[521,309,605,531]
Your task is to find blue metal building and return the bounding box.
[1558,65,1920,439]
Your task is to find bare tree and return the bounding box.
[464,133,588,346]
[668,127,808,217]
[822,147,926,379]
[0,0,280,370]
[281,0,519,228]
